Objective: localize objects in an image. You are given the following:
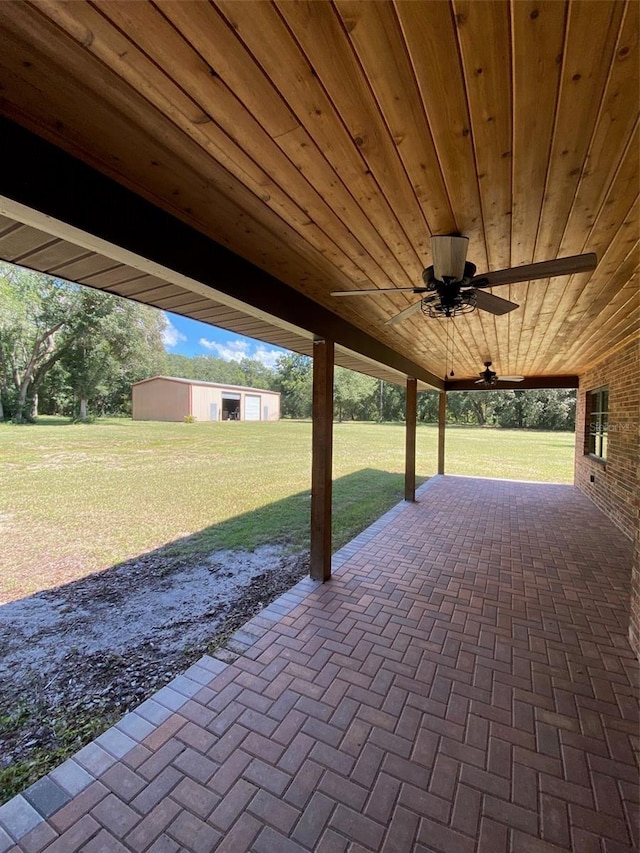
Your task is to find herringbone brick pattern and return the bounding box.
[2,476,638,852]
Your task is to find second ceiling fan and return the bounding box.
[475,361,524,387]
[332,235,597,325]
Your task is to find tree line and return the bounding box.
[0,268,575,429]
[274,353,576,429]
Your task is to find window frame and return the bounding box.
[587,386,609,461]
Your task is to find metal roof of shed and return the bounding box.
[132,376,280,396]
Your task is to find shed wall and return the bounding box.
[190,386,281,421]
[258,391,281,421]
[133,380,281,422]
[191,385,224,422]
[132,378,190,421]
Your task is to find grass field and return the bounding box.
[1,418,575,600]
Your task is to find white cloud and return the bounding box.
[199,337,284,369]
[252,346,283,370]
[162,317,187,348]
[199,338,249,360]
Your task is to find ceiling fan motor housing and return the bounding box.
[420,260,479,317]
[481,362,497,385]
[421,260,477,288]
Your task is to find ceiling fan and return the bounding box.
[475,361,524,387]
[331,235,597,325]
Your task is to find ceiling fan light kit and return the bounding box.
[430,234,469,282]
[421,289,476,318]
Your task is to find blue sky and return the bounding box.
[162,311,290,369]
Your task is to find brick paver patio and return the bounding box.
[1,475,638,853]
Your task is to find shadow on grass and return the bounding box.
[161,467,428,559]
[2,467,428,611]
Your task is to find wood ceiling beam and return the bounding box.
[445,376,579,391]
[0,117,443,390]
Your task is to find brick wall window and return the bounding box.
[588,386,608,459]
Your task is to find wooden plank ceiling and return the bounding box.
[0,0,637,383]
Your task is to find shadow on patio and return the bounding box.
[0,475,637,853]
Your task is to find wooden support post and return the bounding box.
[438,391,446,475]
[405,377,417,502]
[310,339,334,582]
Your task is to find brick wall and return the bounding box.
[631,518,640,657]
[575,337,640,656]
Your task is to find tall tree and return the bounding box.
[275,353,312,418]
[59,295,166,419]
[191,355,246,386]
[0,264,167,421]
[379,383,406,422]
[239,357,276,390]
[417,390,439,422]
[0,274,23,421]
[164,353,195,380]
[0,265,101,422]
[333,367,376,421]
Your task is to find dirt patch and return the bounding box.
[0,545,309,801]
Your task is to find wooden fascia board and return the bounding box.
[0,117,444,390]
[445,376,579,391]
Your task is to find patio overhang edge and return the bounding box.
[0,116,443,391]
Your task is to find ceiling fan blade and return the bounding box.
[497,375,525,382]
[385,300,425,326]
[474,252,597,289]
[331,287,427,296]
[474,290,519,315]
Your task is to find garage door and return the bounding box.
[244,394,261,421]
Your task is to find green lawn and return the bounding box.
[0,418,575,599]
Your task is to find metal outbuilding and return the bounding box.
[132,376,280,423]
